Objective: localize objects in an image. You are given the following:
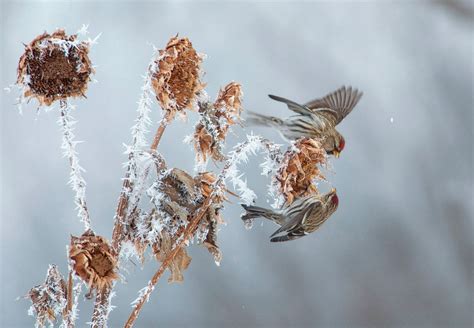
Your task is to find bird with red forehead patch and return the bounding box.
[241,188,339,242]
[247,86,362,158]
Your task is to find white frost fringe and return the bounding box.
[58,100,91,230]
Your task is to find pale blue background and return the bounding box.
[1,1,472,327]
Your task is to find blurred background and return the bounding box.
[1,1,472,327]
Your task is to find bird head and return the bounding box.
[333,136,345,158]
[325,188,339,211]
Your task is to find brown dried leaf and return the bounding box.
[153,232,192,283]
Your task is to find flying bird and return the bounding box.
[241,189,339,242]
[247,86,363,157]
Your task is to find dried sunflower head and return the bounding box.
[151,36,204,115]
[275,137,327,205]
[69,230,118,291]
[213,82,243,126]
[17,29,93,106]
[27,265,67,327]
[193,82,243,163]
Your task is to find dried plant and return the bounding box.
[17,29,93,106]
[69,231,119,294]
[12,28,338,327]
[275,137,327,205]
[151,36,204,117]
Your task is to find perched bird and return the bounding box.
[247,86,363,157]
[241,189,339,242]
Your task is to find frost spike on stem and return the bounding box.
[59,99,91,230]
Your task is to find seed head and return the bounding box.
[275,137,327,205]
[17,29,93,106]
[27,265,67,327]
[151,36,204,115]
[69,230,118,292]
[193,82,243,162]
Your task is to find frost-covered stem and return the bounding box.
[60,271,74,327]
[59,99,91,230]
[91,288,114,328]
[150,111,173,150]
[124,137,270,326]
[124,196,212,328]
[111,111,172,254]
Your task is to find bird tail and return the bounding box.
[240,204,284,225]
[245,111,283,127]
[270,235,291,242]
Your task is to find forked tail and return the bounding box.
[240,204,285,225]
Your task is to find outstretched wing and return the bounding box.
[305,86,363,126]
[268,94,313,116]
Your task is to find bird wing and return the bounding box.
[305,86,363,126]
[268,94,313,116]
[270,199,322,238]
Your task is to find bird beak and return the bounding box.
[330,188,336,194]
[333,150,340,158]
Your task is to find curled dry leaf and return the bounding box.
[153,231,192,283]
[193,82,243,162]
[28,265,67,327]
[151,36,204,115]
[275,137,327,205]
[69,230,118,292]
[17,29,93,106]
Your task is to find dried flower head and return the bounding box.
[153,231,192,283]
[275,137,327,205]
[151,36,204,115]
[69,230,118,291]
[27,265,67,327]
[213,82,243,126]
[193,82,243,162]
[17,29,93,106]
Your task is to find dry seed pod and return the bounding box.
[69,230,118,292]
[27,265,67,327]
[151,36,204,115]
[276,137,327,205]
[17,29,93,106]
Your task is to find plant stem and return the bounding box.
[111,110,172,254]
[59,99,91,230]
[94,111,172,328]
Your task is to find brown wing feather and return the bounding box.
[305,86,363,125]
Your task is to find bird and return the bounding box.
[240,189,339,242]
[247,86,363,157]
